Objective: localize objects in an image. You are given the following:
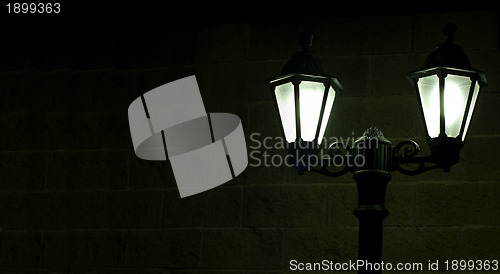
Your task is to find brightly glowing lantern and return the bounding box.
[408,23,487,166]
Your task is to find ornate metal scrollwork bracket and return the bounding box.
[313,138,446,177]
[307,128,453,178]
[311,141,352,177]
[392,140,441,175]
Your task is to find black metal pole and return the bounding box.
[352,127,393,274]
[354,170,390,274]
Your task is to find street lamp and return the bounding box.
[268,32,343,174]
[267,25,486,274]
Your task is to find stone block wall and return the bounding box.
[0,9,499,273]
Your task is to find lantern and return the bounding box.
[408,23,487,166]
[268,32,343,173]
[268,32,342,145]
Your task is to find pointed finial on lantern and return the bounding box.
[300,31,313,51]
[443,22,457,45]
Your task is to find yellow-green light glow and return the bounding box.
[317,86,336,145]
[461,81,479,141]
[418,74,472,138]
[444,75,470,138]
[275,83,296,143]
[299,81,325,142]
[418,75,440,138]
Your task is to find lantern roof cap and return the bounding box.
[408,23,487,86]
[420,23,474,70]
[279,31,331,77]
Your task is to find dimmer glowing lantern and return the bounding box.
[268,32,343,148]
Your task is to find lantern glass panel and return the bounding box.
[418,74,440,138]
[462,80,480,141]
[444,75,471,138]
[299,81,325,142]
[317,86,336,145]
[275,82,296,142]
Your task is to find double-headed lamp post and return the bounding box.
[267,24,487,274]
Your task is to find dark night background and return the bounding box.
[0,2,499,273]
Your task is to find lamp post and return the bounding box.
[267,25,487,274]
